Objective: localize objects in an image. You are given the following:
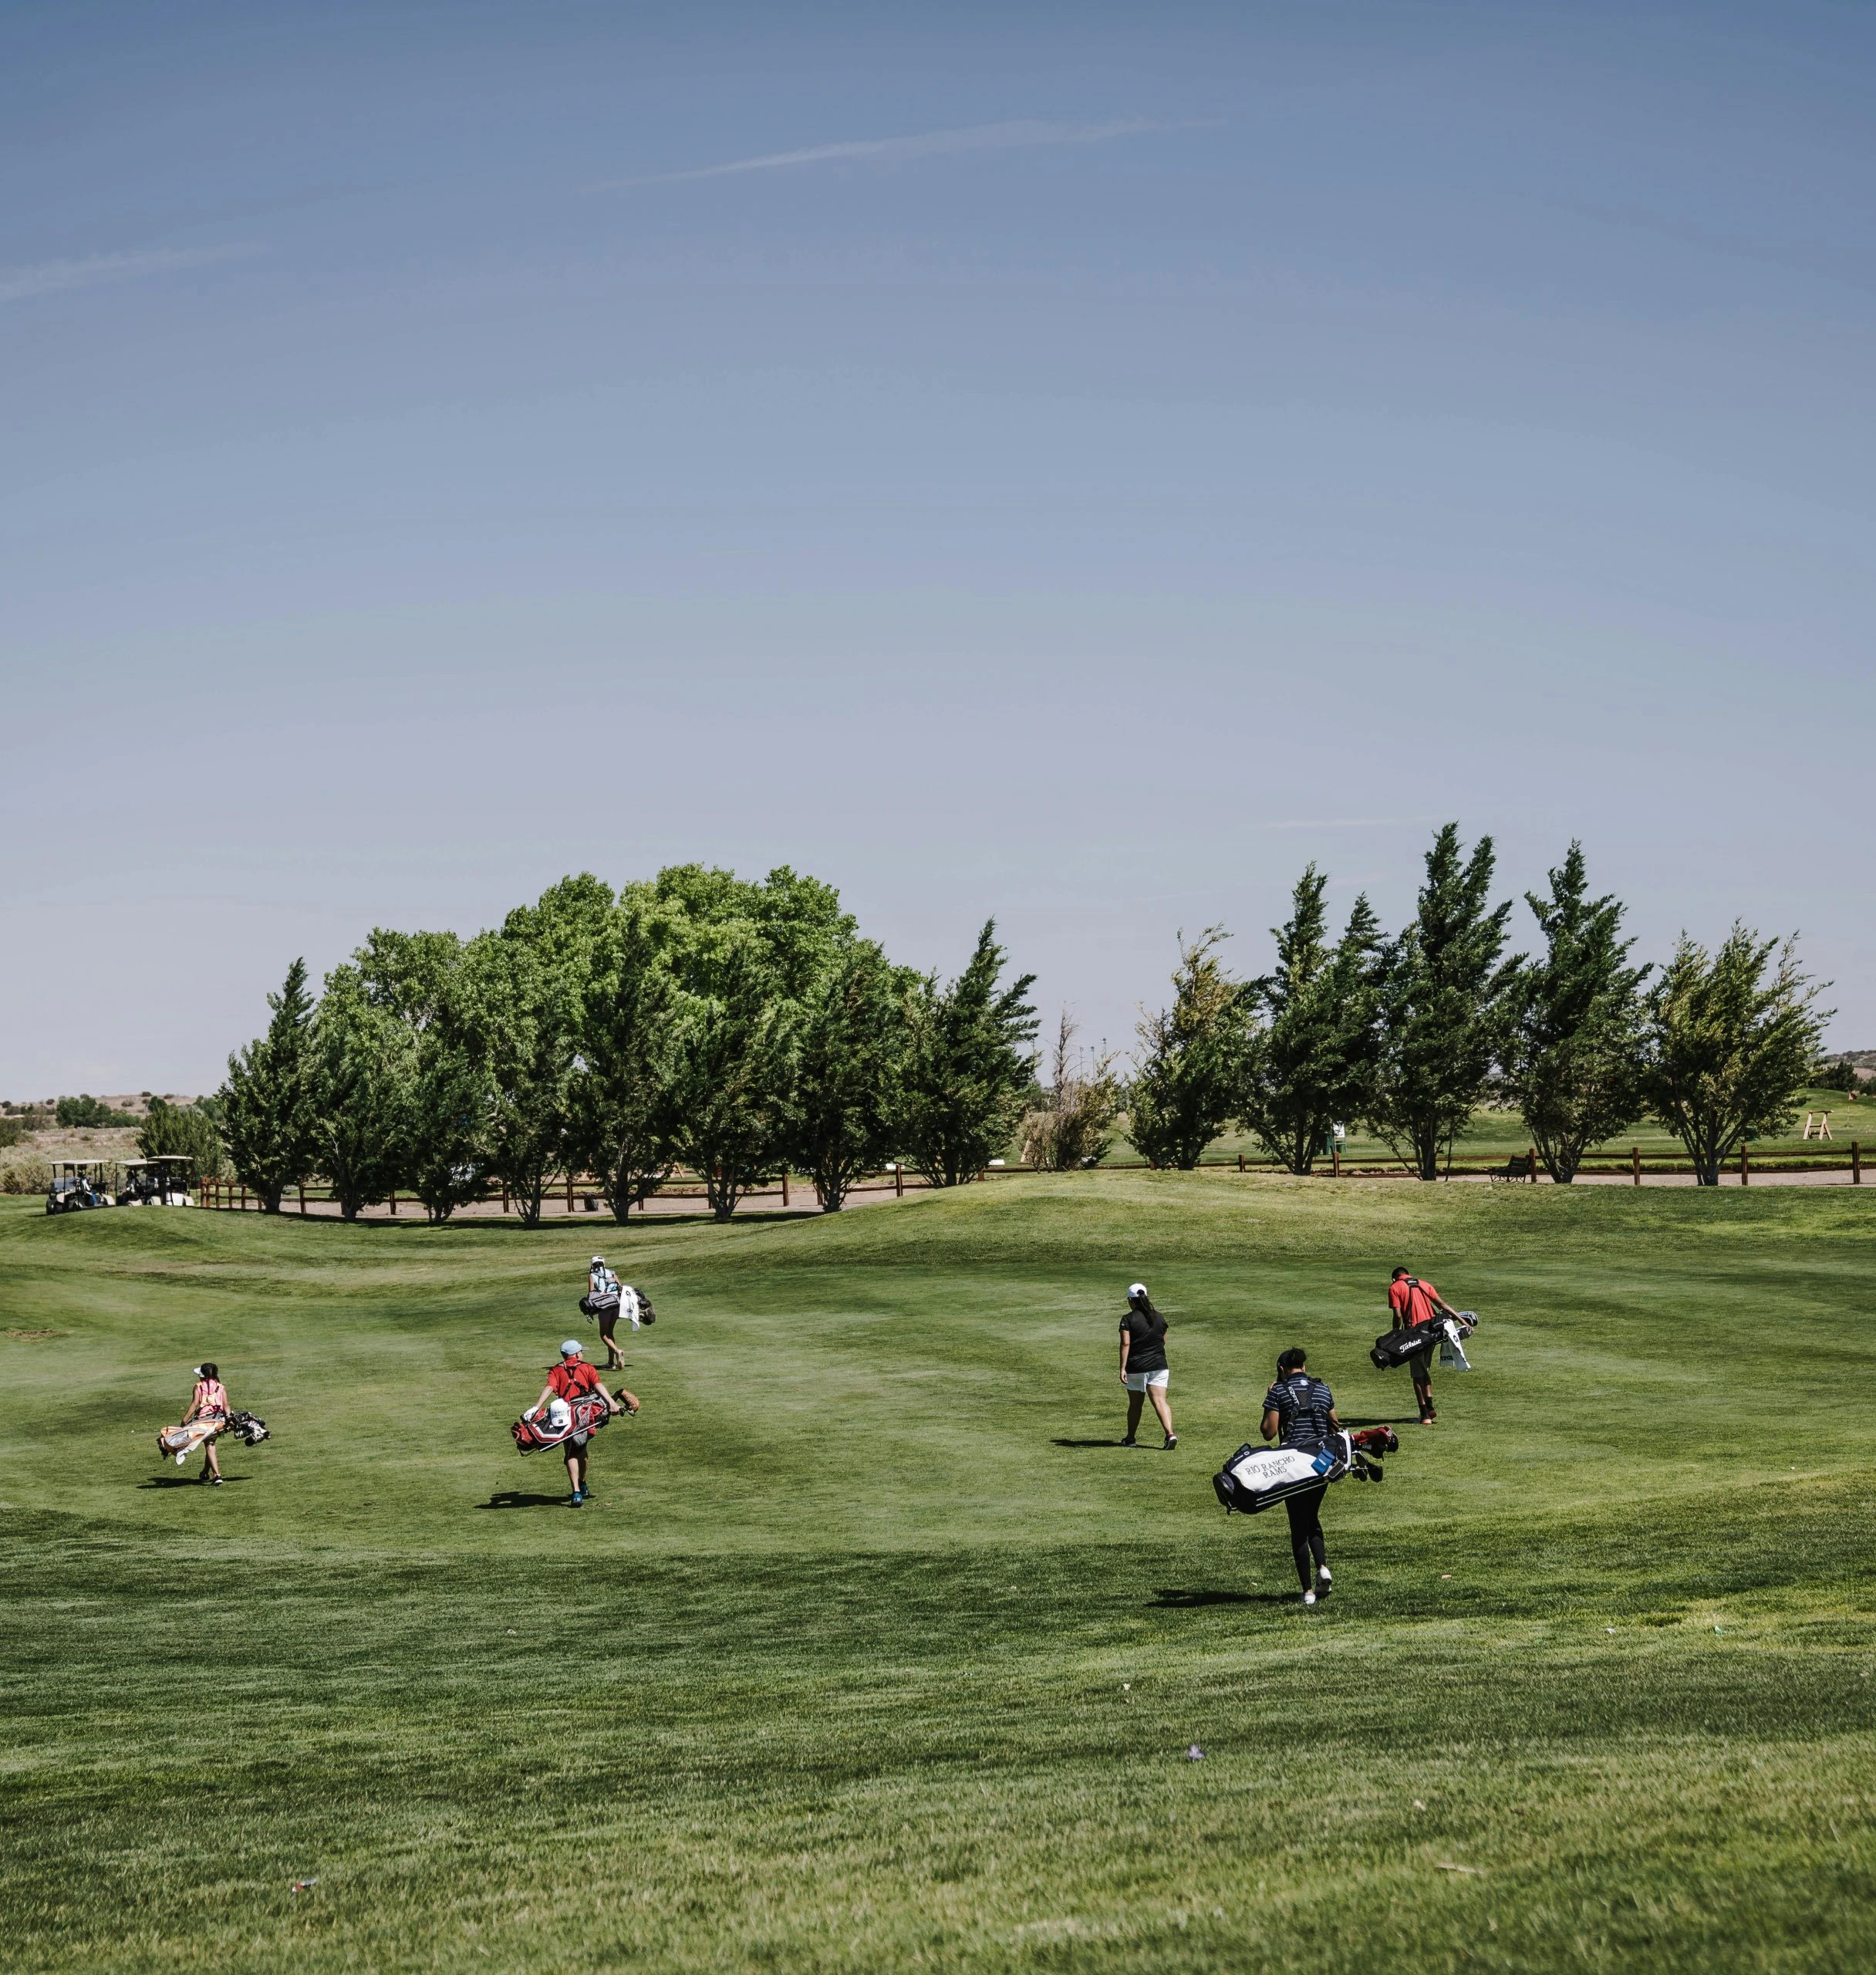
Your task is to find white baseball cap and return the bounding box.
[560,1339,583,1356]
[591,1256,604,1266]
[1128,1282,1148,1300]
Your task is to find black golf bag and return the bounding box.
[1371,1311,1477,1371]
[1213,1425,1397,1514]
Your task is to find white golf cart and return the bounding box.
[117,1156,197,1207]
[45,1160,118,1214]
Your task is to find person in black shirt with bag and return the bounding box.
[1262,1347,1342,1605]
[1118,1281,1176,1450]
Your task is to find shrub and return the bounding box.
[0,1158,51,1195]
[55,1095,139,1128]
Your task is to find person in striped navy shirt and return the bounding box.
[1261,1348,1343,1605]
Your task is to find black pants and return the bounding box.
[1284,1486,1328,1590]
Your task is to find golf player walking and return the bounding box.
[1388,1268,1463,1425]
[527,1341,633,1507]
[1118,1282,1176,1450]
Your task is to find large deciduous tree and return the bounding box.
[664,923,800,1220]
[356,929,485,1223]
[457,876,613,1227]
[1641,926,1828,1186]
[219,957,318,1211]
[1367,825,1518,1181]
[1239,869,1381,1174]
[1500,843,1649,1183]
[574,899,681,1224]
[901,921,1038,1187]
[1128,929,1251,1170]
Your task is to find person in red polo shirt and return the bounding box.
[527,1341,636,1507]
[1388,1268,1463,1426]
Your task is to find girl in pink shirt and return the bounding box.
[184,1362,230,1485]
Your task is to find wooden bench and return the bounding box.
[1492,1153,1537,1182]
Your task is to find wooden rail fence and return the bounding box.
[197,1143,1865,1214]
[199,1163,913,1216]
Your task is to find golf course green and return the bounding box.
[2,1174,1873,1972]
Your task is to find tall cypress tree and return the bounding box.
[1500,844,1648,1182]
[1239,869,1381,1174]
[1642,926,1827,1186]
[1367,825,1517,1181]
[1128,929,1252,1170]
[901,922,1038,1187]
[782,939,911,1211]
[306,964,413,1220]
[219,957,317,1211]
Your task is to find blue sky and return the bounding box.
[4,2,1871,1094]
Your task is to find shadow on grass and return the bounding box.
[1149,1587,1284,1608]
[477,1491,573,1511]
[138,1474,253,1490]
[285,1209,831,1237]
[1051,1437,1132,1449]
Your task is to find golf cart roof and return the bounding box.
[122,1156,192,1167]
[54,1159,115,1170]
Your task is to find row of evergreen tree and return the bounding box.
[1126,824,1828,1185]
[218,830,1829,1214]
[219,866,1038,1223]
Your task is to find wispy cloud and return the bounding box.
[1254,817,1443,832]
[0,244,252,306]
[612,116,1206,188]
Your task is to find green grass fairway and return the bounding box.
[3,1178,1874,1973]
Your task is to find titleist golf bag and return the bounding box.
[511,1394,616,1454]
[1212,1426,1398,1514]
[155,1410,269,1464]
[1371,1311,1478,1372]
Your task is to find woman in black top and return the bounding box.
[1118,1282,1176,1450]
[1261,1346,1342,1605]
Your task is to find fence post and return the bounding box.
[501,1183,509,1215]
[1854,1141,1862,1187]
[388,1187,397,1216]
[1238,1151,1245,1173]
[1632,1146,1641,1187]
[1332,1143,1341,1178]
[299,1183,306,1217]
[566,1174,575,1214]
[1528,1145,1538,1184]
[896,1163,904,1197]
[1740,1143,1750,1187]
[241,1184,248,1210]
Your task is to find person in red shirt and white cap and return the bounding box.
[525,1340,635,1507]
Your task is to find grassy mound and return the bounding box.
[2,1176,1873,1972]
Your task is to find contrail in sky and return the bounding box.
[615,116,1208,187]
[0,244,251,306]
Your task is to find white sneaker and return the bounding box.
[1302,1590,1318,1606]
[1318,1566,1332,1585]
